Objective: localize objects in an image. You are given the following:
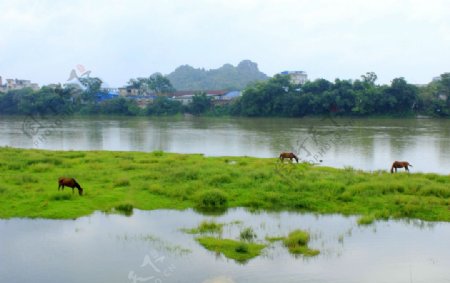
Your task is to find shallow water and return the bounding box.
[1,208,449,283]
[1,116,449,174]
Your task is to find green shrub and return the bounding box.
[195,189,228,209]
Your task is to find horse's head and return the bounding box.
[78,187,83,196]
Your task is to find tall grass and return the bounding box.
[0,147,449,221]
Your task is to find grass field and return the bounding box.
[0,147,449,221]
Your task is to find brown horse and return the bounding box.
[279,152,299,163]
[390,161,412,173]
[58,177,83,195]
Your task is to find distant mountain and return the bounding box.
[166,60,269,91]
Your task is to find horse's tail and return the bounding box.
[408,164,413,167]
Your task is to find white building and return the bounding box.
[280,71,308,85]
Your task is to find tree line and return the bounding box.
[0,72,449,117]
[235,72,450,117]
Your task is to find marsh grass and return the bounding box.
[265,236,285,243]
[283,230,320,256]
[239,227,257,242]
[182,220,224,234]
[357,214,376,225]
[116,233,191,255]
[114,203,134,216]
[0,147,449,221]
[196,237,267,263]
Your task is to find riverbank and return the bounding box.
[0,147,449,221]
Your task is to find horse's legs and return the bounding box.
[405,166,409,172]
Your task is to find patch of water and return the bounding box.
[0,208,449,283]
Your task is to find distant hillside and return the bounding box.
[166,60,269,91]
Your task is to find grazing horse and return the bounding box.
[58,177,83,196]
[390,161,412,173]
[279,152,299,163]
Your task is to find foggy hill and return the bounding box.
[166,60,269,91]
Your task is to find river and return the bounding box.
[0,115,449,174]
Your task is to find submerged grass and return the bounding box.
[0,147,449,221]
[114,203,134,216]
[182,220,224,234]
[282,230,320,256]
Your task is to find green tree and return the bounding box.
[361,72,378,85]
[352,73,386,115]
[146,96,182,116]
[127,74,175,95]
[417,73,450,116]
[437,73,450,114]
[189,92,212,114]
[100,97,140,115]
[127,78,151,95]
[148,73,176,94]
[238,74,293,116]
[330,79,355,114]
[79,77,102,103]
[385,77,418,113]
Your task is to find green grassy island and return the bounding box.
[0,147,449,221]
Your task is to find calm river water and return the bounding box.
[0,115,449,174]
[1,209,450,283]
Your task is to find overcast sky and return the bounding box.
[1,0,449,87]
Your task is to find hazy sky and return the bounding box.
[1,0,449,87]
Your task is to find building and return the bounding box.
[170,90,241,105]
[118,87,141,97]
[0,76,40,91]
[280,71,308,85]
[96,88,120,102]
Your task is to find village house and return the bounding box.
[0,76,40,92]
[170,90,241,105]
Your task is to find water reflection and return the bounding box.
[1,208,449,283]
[0,116,449,174]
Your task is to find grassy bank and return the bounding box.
[0,147,449,221]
